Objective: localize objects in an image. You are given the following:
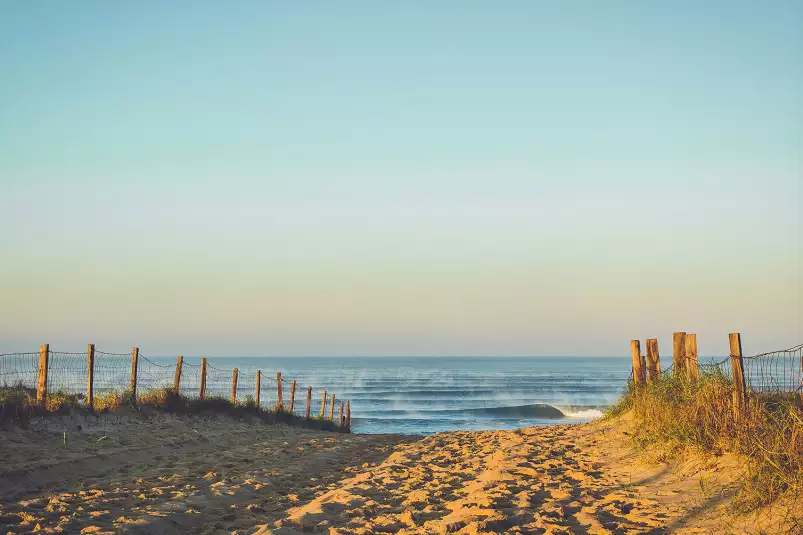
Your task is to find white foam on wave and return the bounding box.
[561,408,604,420]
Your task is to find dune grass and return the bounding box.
[607,368,803,512]
[0,383,347,433]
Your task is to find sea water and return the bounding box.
[165,356,632,435]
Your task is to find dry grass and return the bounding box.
[0,384,347,433]
[607,369,803,514]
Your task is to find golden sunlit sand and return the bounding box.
[0,411,797,534]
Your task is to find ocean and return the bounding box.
[163,356,632,435]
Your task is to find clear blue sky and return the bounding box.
[1,1,801,356]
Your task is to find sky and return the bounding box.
[1,1,801,357]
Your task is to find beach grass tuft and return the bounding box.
[607,369,803,511]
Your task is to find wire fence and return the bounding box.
[632,337,803,398]
[0,347,350,427]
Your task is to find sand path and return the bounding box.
[255,420,791,535]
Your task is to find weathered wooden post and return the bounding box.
[200,358,207,400]
[339,401,344,426]
[305,386,312,419]
[346,400,351,430]
[173,356,183,394]
[729,333,747,420]
[685,334,699,382]
[231,368,239,404]
[630,340,645,388]
[276,372,284,410]
[672,332,687,378]
[130,347,139,403]
[329,394,336,421]
[87,344,95,408]
[320,390,327,418]
[36,344,49,406]
[646,338,661,382]
[255,371,261,408]
[289,380,296,413]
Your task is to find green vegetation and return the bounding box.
[607,369,803,512]
[0,383,347,433]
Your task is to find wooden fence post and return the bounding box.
[200,358,207,400]
[630,340,645,387]
[255,371,261,408]
[729,333,747,420]
[35,343,50,406]
[305,386,312,418]
[289,380,296,413]
[329,394,336,421]
[685,334,699,382]
[277,372,283,410]
[231,368,238,404]
[320,390,327,418]
[339,401,344,426]
[87,344,95,408]
[346,400,351,429]
[672,332,686,378]
[646,338,661,382]
[130,347,139,402]
[173,356,183,394]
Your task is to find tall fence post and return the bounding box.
[320,390,327,418]
[255,371,261,408]
[672,332,686,378]
[289,380,296,413]
[37,344,49,406]
[200,358,207,400]
[130,347,139,402]
[339,401,344,426]
[329,394,336,421]
[173,356,183,394]
[630,340,645,388]
[646,338,661,382]
[87,344,95,409]
[231,368,239,404]
[729,332,747,420]
[685,334,699,382]
[277,372,283,410]
[346,400,351,430]
[305,386,312,419]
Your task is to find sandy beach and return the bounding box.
[0,410,795,534]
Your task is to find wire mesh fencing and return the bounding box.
[0,352,39,391]
[743,344,803,394]
[0,347,351,429]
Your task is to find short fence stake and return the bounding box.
[685,334,699,382]
[200,358,207,400]
[339,401,344,426]
[87,344,95,408]
[346,400,351,430]
[630,340,645,388]
[329,394,336,421]
[305,386,312,418]
[277,372,284,410]
[173,356,183,394]
[729,332,747,420]
[36,344,49,406]
[320,390,327,418]
[231,368,239,404]
[646,338,661,382]
[672,332,687,378]
[255,371,261,408]
[130,347,139,403]
[289,380,296,413]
